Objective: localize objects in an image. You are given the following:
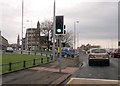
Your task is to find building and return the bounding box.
[118,41,120,48]
[9,44,18,50]
[79,44,100,51]
[0,31,9,50]
[17,34,20,50]
[24,21,48,50]
[9,34,21,50]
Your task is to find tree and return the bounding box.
[61,30,74,47]
[40,20,53,51]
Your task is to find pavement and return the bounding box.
[66,78,119,86]
[2,57,81,85]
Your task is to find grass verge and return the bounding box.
[1,53,53,74]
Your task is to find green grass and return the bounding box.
[1,53,53,74]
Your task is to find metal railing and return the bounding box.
[1,54,53,74]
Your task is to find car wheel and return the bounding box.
[71,55,74,58]
[107,62,110,66]
[106,60,110,66]
[89,60,92,66]
[114,55,116,58]
[67,55,70,57]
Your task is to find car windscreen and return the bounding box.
[7,47,13,50]
[61,49,68,51]
[91,49,106,53]
[115,49,120,52]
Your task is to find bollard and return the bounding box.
[41,58,43,63]
[9,62,12,71]
[46,54,47,57]
[23,60,26,68]
[33,59,36,65]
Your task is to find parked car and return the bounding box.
[107,49,114,55]
[111,48,120,58]
[67,49,76,58]
[88,48,110,66]
[6,47,14,53]
[61,48,78,58]
[61,48,69,57]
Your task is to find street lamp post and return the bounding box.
[74,21,79,49]
[74,21,79,58]
[77,32,80,48]
[21,0,24,54]
[52,0,56,61]
[27,20,32,51]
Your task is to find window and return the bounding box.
[91,49,106,53]
[115,49,120,52]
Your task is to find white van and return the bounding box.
[6,47,14,52]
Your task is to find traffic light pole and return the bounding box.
[58,35,62,73]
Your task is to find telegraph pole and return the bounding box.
[52,0,56,61]
[21,0,24,54]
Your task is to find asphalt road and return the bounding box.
[72,52,119,80]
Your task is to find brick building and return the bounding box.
[23,21,48,50]
[0,31,9,50]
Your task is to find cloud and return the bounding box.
[62,2,118,40]
[0,0,118,48]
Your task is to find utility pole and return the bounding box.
[74,21,79,57]
[74,21,79,50]
[52,0,56,61]
[31,21,32,51]
[21,0,24,54]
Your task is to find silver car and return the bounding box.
[88,48,110,66]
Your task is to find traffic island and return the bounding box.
[66,78,119,86]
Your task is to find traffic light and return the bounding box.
[64,25,66,34]
[55,16,64,35]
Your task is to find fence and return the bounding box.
[1,54,53,74]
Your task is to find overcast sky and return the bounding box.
[0,0,119,48]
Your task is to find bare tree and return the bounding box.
[61,30,74,47]
[40,20,53,51]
